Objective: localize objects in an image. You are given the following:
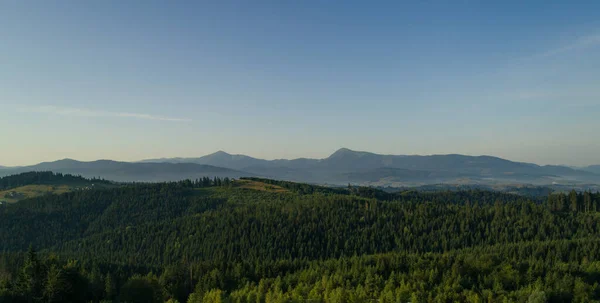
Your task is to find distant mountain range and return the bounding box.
[0,159,249,182]
[138,148,600,186]
[2,148,599,186]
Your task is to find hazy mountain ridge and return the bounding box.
[3,149,599,186]
[140,148,600,186]
[582,165,600,175]
[0,159,252,182]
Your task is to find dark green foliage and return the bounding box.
[119,273,164,303]
[241,177,348,195]
[1,177,600,302]
[548,190,600,213]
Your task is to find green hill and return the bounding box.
[0,171,115,203]
[0,177,599,302]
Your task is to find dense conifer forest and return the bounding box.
[1,174,600,302]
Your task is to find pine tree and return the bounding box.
[105,273,116,301]
[569,190,579,212]
[16,246,43,302]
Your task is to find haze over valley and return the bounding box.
[1,149,599,189]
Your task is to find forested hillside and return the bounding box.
[0,171,110,190]
[1,176,600,302]
[0,172,115,204]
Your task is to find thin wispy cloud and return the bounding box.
[533,32,600,59]
[491,89,600,102]
[22,106,191,122]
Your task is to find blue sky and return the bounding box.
[1,1,599,166]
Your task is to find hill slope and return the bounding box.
[583,165,600,174]
[0,171,115,203]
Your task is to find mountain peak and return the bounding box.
[328,148,364,158]
[209,150,232,157]
[55,158,80,163]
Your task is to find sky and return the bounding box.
[1,1,599,167]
